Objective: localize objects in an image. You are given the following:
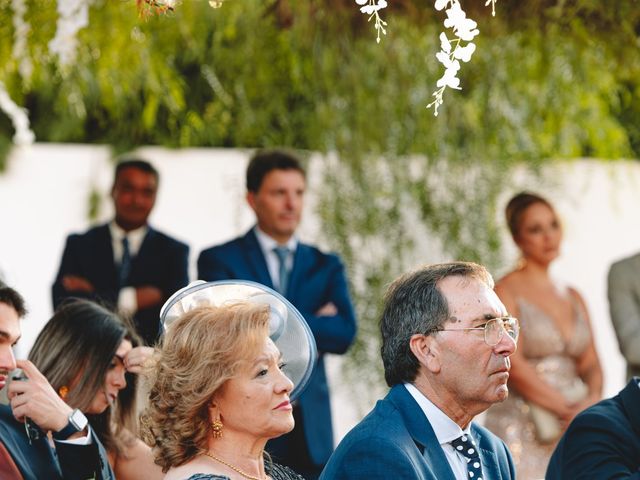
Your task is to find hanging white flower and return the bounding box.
[48,0,91,69]
[0,82,35,146]
[355,0,388,44]
[427,0,495,116]
[11,0,33,82]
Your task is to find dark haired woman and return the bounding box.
[484,192,603,479]
[3,300,162,480]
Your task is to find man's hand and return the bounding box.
[8,360,72,433]
[62,275,95,293]
[124,346,157,374]
[136,286,163,310]
[315,302,338,317]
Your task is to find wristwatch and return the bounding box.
[52,409,89,440]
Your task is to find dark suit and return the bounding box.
[52,223,189,345]
[0,405,114,480]
[546,378,640,479]
[319,384,516,480]
[198,228,357,473]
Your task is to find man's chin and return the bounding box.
[493,384,510,403]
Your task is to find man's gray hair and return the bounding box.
[380,262,493,387]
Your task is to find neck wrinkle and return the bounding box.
[413,376,474,429]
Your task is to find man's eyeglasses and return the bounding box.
[432,316,520,347]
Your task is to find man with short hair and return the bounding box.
[52,158,189,345]
[0,282,114,479]
[198,150,357,479]
[320,262,517,480]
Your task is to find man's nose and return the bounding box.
[0,346,17,373]
[494,328,517,356]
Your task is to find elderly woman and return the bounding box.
[3,300,162,480]
[144,302,304,480]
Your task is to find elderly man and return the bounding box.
[320,262,517,480]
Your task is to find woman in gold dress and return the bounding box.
[484,192,603,480]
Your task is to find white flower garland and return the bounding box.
[356,0,498,116]
[12,0,33,82]
[48,0,91,68]
[0,82,35,146]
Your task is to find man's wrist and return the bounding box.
[52,408,88,440]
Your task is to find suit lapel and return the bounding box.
[286,243,307,300]
[98,224,119,287]
[243,229,274,289]
[387,385,457,480]
[471,424,503,480]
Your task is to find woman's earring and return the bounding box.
[58,386,69,400]
[211,417,223,438]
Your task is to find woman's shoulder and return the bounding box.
[267,462,305,480]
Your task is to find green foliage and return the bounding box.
[0,0,639,394]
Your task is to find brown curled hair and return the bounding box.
[505,191,555,240]
[141,303,270,472]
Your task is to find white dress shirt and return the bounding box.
[404,383,475,480]
[253,226,297,292]
[109,222,148,314]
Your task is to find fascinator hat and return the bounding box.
[159,280,317,401]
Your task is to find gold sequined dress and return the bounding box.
[484,297,591,480]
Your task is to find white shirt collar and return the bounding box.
[109,221,148,257]
[253,226,298,253]
[404,383,469,445]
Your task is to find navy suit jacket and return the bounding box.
[52,223,189,345]
[197,229,357,466]
[546,378,640,479]
[0,405,114,480]
[320,385,516,480]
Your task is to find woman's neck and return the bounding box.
[517,258,551,281]
[205,435,268,478]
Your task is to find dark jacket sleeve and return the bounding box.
[54,428,115,480]
[197,248,234,281]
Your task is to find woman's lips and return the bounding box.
[273,400,292,410]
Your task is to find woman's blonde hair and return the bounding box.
[142,302,270,472]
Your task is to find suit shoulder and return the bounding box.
[298,242,344,265]
[149,228,189,251]
[609,252,640,275]
[63,224,108,244]
[199,236,244,259]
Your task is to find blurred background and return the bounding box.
[1,0,639,440]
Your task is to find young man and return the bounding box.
[198,150,357,479]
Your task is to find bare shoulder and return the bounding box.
[494,270,523,297]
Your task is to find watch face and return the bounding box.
[70,409,88,431]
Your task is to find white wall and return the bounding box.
[0,146,636,443]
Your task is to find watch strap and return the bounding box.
[52,409,87,440]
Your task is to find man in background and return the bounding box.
[52,158,189,345]
[608,253,640,379]
[198,150,357,479]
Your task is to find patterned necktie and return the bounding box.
[119,236,132,288]
[273,246,289,295]
[450,434,483,480]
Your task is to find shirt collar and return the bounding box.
[404,383,470,445]
[253,226,297,252]
[109,221,148,254]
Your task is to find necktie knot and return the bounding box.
[450,434,483,480]
[273,246,289,294]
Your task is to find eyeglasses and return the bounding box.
[432,316,520,347]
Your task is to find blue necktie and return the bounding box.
[273,246,289,295]
[119,236,132,288]
[451,434,483,480]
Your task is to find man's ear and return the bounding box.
[409,333,442,374]
[246,191,257,211]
